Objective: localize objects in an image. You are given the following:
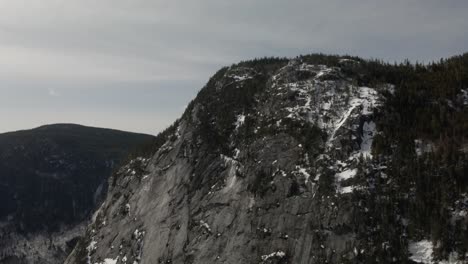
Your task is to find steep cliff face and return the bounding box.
[66,55,468,264]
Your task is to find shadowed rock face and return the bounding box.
[0,124,154,264]
[66,55,468,264]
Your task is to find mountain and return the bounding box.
[66,54,468,264]
[0,124,155,264]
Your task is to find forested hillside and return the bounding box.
[0,124,155,264]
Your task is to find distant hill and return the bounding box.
[0,123,155,232]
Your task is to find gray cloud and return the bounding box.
[0,0,467,134]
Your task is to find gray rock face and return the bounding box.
[65,58,393,264]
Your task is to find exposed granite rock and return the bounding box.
[65,58,407,264]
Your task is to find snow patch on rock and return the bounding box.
[102,258,118,264]
[261,250,286,261]
[335,169,358,194]
[336,168,357,181]
[235,114,246,130]
[409,240,433,263]
[360,121,376,158]
[409,240,463,264]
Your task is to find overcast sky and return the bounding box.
[0,0,467,135]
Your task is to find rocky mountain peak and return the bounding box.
[65,56,387,264]
[66,54,468,264]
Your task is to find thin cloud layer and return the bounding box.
[0,0,467,134]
